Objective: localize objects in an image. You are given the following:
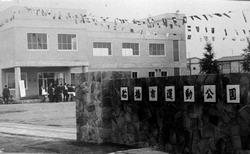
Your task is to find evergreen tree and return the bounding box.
[242,38,250,72]
[199,43,219,74]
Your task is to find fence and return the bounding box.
[76,72,250,153]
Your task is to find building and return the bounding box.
[217,55,244,74]
[0,6,187,100]
[187,57,201,75]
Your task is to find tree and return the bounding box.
[199,43,219,74]
[242,38,250,72]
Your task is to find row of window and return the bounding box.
[132,68,180,78]
[27,33,180,59]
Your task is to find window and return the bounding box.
[149,72,155,77]
[161,71,167,77]
[173,40,179,61]
[93,42,112,56]
[122,43,139,56]
[132,72,138,78]
[149,43,165,56]
[223,63,231,69]
[6,72,27,89]
[174,67,180,76]
[27,33,47,50]
[58,34,77,50]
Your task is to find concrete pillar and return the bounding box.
[0,69,2,95]
[83,66,88,73]
[14,67,21,100]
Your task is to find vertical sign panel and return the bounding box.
[184,86,195,102]
[226,85,240,103]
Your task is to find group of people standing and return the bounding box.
[42,83,75,102]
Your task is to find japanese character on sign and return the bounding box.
[134,87,142,101]
[149,86,157,101]
[204,85,216,102]
[120,87,128,101]
[226,85,240,103]
[165,86,175,102]
[184,86,195,102]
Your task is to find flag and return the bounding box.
[211,28,215,34]
[172,17,177,25]
[214,13,222,17]
[235,30,239,35]
[162,18,168,27]
[203,14,208,21]
[243,29,246,34]
[223,13,231,18]
[195,26,199,32]
[194,15,201,20]
[183,16,187,24]
[242,11,247,23]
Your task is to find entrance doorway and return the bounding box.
[38,72,65,95]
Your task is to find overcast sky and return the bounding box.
[1,0,250,58]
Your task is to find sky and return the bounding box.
[0,0,250,58]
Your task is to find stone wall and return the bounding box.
[76,72,250,154]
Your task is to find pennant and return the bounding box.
[235,30,239,35]
[223,13,231,18]
[172,17,177,25]
[183,16,187,24]
[243,29,246,34]
[195,26,200,32]
[212,36,215,42]
[214,13,222,17]
[224,29,227,36]
[202,14,208,21]
[162,18,168,27]
[204,36,208,41]
[242,11,247,23]
[194,15,201,20]
[211,27,215,34]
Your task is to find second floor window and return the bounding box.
[149,72,155,77]
[58,34,77,51]
[132,72,138,78]
[149,43,165,56]
[27,33,47,50]
[93,42,112,56]
[161,71,167,77]
[122,43,139,56]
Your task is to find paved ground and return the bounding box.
[0,102,76,128]
[0,102,167,153]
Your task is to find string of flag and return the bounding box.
[0,6,249,40]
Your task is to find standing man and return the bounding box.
[2,85,10,104]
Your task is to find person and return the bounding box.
[63,83,69,102]
[68,84,75,101]
[2,85,10,104]
[41,86,47,102]
[48,83,54,102]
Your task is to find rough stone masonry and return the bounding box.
[76,72,250,154]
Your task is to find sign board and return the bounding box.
[184,86,195,102]
[19,80,26,98]
[149,86,158,101]
[134,87,142,101]
[165,86,175,102]
[204,85,216,102]
[120,87,128,101]
[226,85,240,103]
